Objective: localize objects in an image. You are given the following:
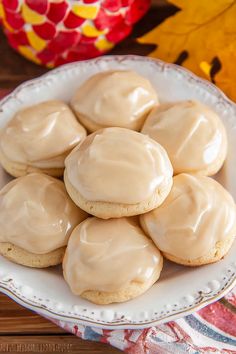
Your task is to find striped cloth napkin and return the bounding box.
[50,289,236,353]
[0,89,235,353]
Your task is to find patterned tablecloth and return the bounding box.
[50,289,236,353]
[0,89,235,353]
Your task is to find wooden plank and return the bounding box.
[0,294,122,352]
[0,314,66,334]
[0,294,65,334]
[0,336,122,354]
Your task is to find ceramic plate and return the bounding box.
[0,55,235,329]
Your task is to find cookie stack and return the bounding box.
[0,70,235,305]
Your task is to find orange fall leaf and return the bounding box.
[138,0,236,100]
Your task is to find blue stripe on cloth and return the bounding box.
[151,332,200,353]
[84,327,102,341]
[152,340,199,354]
[185,315,236,346]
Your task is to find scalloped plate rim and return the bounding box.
[0,274,235,329]
[0,55,235,329]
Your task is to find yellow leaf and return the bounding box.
[138,0,236,77]
[214,44,236,101]
[200,61,212,79]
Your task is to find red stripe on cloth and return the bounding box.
[225,290,236,307]
[100,330,112,344]
[198,301,236,337]
[127,328,150,354]
[166,322,220,353]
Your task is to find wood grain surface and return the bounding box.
[0,1,175,353]
[0,293,122,353]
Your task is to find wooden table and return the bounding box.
[0,2,175,353]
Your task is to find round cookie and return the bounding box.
[63,217,163,304]
[0,100,86,177]
[70,70,158,132]
[140,173,236,266]
[0,173,88,268]
[0,243,66,268]
[64,127,173,219]
[141,100,227,175]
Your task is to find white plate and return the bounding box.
[0,55,235,329]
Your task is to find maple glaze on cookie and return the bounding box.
[0,100,86,177]
[71,70,158,132]
[140,173,236,266]
[0,173,87,256]
[63,217,163,304]
[142,100,227,175]
[64,127,173,218]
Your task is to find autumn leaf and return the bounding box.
[138,0,236,79]
[214,44,236,101]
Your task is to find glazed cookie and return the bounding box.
[64,127,173,219]
[0,173,87,268]
[0,100,86,177]
[71,70,158,132]
[63,217,163,304]
[140,174,236,266]
[141,100,227,175]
